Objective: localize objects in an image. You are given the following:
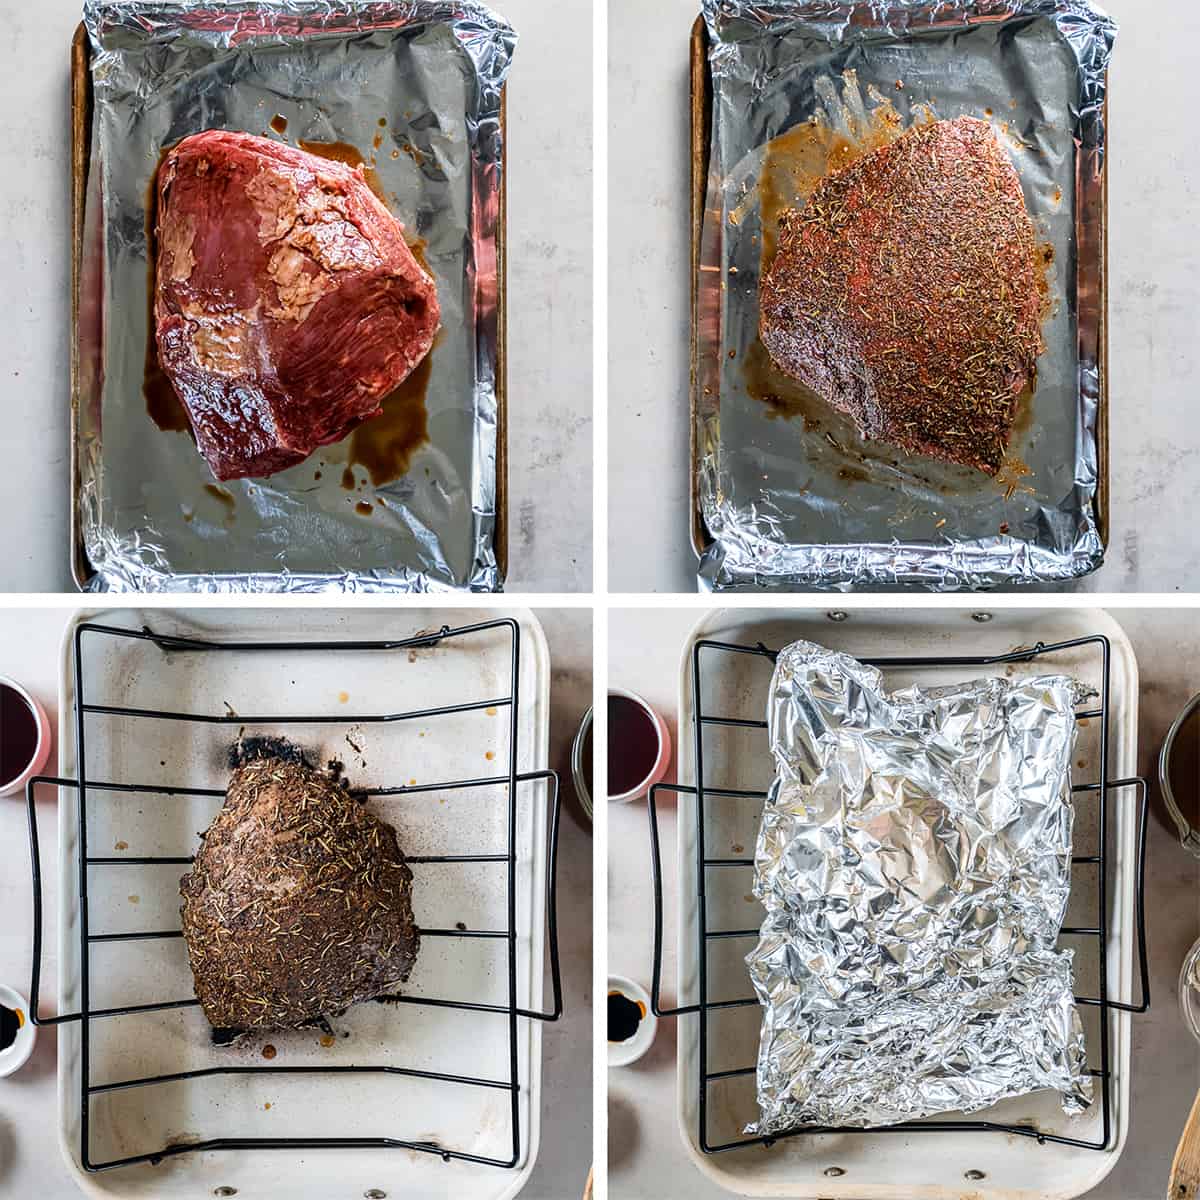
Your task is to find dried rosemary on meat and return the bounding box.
[180,738,419,1030]
[759,116,1044,475]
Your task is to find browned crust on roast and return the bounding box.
[180,754,419,1030]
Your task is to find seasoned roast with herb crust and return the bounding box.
[154,130,440,482]
[759,116,1043,475]
[180,739,419,1030]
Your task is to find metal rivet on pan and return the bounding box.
[971,612,994,622]
[826,611,849,623]
[213,1190,238,1198]
[965,1169,986,1181]
[364,1191,388,1199]
[823,1166,846,1177]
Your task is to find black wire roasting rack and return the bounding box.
[649,632,1149,1156]
[26,617,562,1173]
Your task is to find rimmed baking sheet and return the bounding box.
[690,2,1114,592]
[72,2,511,592]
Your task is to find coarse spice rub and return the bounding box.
[758,116,1044,475]
[180,740,419,1030]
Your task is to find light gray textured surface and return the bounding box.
[608,606,1200,1199]
[0,605,592,1199]
[607,0,1200,594]
[0,1,592,594]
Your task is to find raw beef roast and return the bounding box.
[154,130,440,481]
[180,738,419,1030]
[759,116,1043,475]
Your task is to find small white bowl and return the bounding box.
[0,985,36,1077]
[607,974,657,1067]
[0,676,52,799]
[608,689,671,804]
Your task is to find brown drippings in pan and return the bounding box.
[270,114,288,134]
[743,338,825,428]
[406,236,432,276]
[1035,241,1056,321]
[298,139,387,205]
[346,332,437,487]
[204,484,236,514]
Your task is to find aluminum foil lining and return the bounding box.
[745,640,1094,1133]
[79,0,513,593]
[695,0,1116,592]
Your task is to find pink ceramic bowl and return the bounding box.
[0,676,52,799]
[608,688,672,804]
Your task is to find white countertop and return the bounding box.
[0,604,592,1199]
[608,0,1200,593]
[608,606,1200,1199]
[0,1,592,594]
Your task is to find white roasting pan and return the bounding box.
[663,607,1141,1200]
[35,607,552,1200]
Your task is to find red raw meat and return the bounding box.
[153,130,440,481]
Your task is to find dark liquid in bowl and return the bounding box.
[608,991,645,1044]
[0,685,38,789]
[0,1004,21,1051]
[608,694,659,798]
[1164,706,1200,840]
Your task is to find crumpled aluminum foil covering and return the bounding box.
[79,0,513,592]
[695,0,1116,592]
[745,640,1094,1134]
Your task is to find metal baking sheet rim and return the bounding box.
[68,23,509,593]
[687,15,1111,590]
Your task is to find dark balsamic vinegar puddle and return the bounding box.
[608,991,645,1044]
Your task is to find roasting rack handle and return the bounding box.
[648,782,701,1018]
[1103,775,1151,1014]
[515,768,564,1022]
[26,775,86,1025]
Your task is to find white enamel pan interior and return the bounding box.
[47,607,549,1200]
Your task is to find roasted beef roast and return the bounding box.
[180,739,419,1030]
[154,130,440,481]
[759,116,1043,475]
